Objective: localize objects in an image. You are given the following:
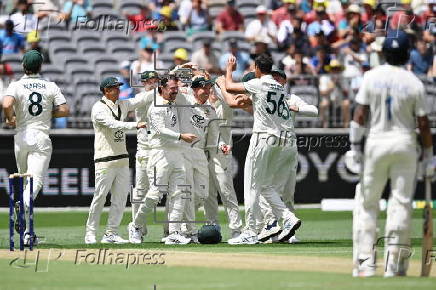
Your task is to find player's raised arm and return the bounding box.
[225,55,247,94]
[286,94,318,117]
[215,76,251,108]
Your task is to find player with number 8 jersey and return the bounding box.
[2,50,69,245]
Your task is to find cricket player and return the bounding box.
[175,75,230,243]
[346,30,434,277]
[85,77,147,244]
[257,70,318,243]
[129,75,197,245]
[2,50,69,246]
[224,54,302,245]
[130,71,159,227]
[206,75,254,239]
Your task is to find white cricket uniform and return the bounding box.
[258,94,318,229]
[133,94,187,235]
[352,65,427,274]
[242,75,299,233]
[204,85,243,234]
[5,74,66,209]
[86,95,146,236]
[131,90,154,221]
[176,91,216,237]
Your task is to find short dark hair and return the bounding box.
[254,53,273,74]
[23,65,42,75]
[158,75,178,94]
[383,49,409,66]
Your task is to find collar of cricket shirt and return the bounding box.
[101,96,121,120]
[260,74,274,81]
[21,74,41,79]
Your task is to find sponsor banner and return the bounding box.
[0,133,430,207]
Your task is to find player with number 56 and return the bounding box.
[2,50,70,244]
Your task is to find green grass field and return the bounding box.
[0,208,435,290]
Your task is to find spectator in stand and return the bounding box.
[178,0,192,27]
[191,41,220,75]
[272,0,296,27]
[126,4,157,32]
[31,0,58,20]
[9,0,38,34]
[309,45,331,75]
[215,0,244,33]
[361,0,375,24]
[389,0,421,32]
[173,48,189,69]
[0,60,14,94]
[267,0,284,11]
[340,37,366,101]
[245,5,278,44]
[131,46,164,78]
[117,61,135,100]
[159,6,179,31]
[408,37,433,76]
[0,20,25,54]
[326,0,347,26]
[318,59,347,128]
[26,30,50,63]
[60,0,92,25]
[250,36,272,62]
[280,45,312,77]
[306,5,335,47]
[219,40,250,81]
[337,4,362,39]
[139,30,161,52]
[185,0,211,36]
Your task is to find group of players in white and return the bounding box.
[2,29,433,277]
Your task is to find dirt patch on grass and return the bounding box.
[0,249,434,277]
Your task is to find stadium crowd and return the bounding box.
[0,0,435,128]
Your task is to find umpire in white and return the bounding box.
[85,77,147,244]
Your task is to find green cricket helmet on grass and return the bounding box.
[22,50,43,72]
[198,224,222,244]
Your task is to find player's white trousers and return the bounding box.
[353,135,417,274]
[132,149,149,222]
[244,133,298,233]
[14,129,52,208]
[258,150,298,229]
[86,166,130,235]
[181,148,209,236]
[134,148,187,234]
[205,152,242,233]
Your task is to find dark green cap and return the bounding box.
[100,77,123,92]
[272,69,286,79]
[198,224,222,244]
[191,76,216,88]
[140,71,159,80]
[22,50,43,71]
[241,71,256,82]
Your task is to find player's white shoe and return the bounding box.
[231,231,241,239]
[165,233,191,245]
[228,230,258,245]
[84,233,96,244]
[23,232,39,247]
[101,233,128,244]
[278,217,301,242]
[352,258,376,277]
[258,220,282,242]
[289,236,300,244]
[128,222,143,244]
[161,236,168,243]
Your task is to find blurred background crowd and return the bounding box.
[0,0,434,129]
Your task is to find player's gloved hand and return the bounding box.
[136,122,147,129]
[345,144,362,174]
[423,147,435,178]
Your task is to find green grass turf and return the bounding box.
[1,260,436,290]
[0,208,435,289]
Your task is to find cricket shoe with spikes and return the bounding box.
[165,233,191,245]
[128,222,144,244]
[228,230,258,245]
[258,220,282,242]
[101,233,128,244]
[352,257,376,277]
[278,217,301,242]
